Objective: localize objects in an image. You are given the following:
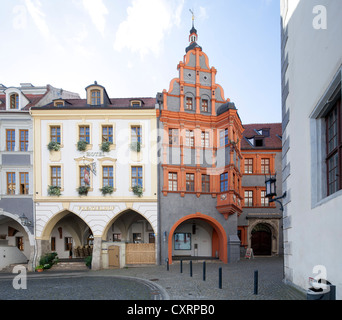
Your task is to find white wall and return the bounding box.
[173,222,212,257]
[40,118,154,198]
[0,240,27,270]
[281,0,342,298]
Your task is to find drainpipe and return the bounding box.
[156,93,163,265]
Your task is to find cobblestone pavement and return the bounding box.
[93,257,306,300]
[0,257,306,300]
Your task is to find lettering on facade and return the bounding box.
[78,206,115,211]
[86,152,105,158]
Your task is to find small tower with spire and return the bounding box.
[186,9,202,53]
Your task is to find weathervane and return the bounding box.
[189,9,195,27]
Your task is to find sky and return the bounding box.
[0,0,281,125]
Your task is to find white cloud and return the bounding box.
[197,7,209,21]
[113,0,184,58]
[82,0,108,37]
[24,0,50,39]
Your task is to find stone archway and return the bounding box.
[248,219,279,256]
[168,213,228,264]
[102,209,157,268]
[0,211,35,271]
[37,210,94,261]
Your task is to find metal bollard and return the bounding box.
[180,260,183,273]
[219,267,222,289]
[203,261,206,281]
[254,270,258,295]
[190,260,193,277]
[166,259,169,271]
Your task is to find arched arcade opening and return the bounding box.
[38,210,93,260]
[0,211,34,270]
[168,213,228,264]
[102,209,157,268]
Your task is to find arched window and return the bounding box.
[10,93,19,109]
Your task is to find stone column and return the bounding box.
[91,236,102,270]
[36,239,50,265]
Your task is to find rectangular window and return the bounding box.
[131,126,142,144]
[202,99,208,112]
[168,172,178,191]
[219,129,229,147]
[261,158,270,174]
[261,190,269,207]
[7,172,16,195]
[50,126,61,143]
[51,166,61,187]
[186,173,195,192]
[19,129,28,151]
[102,125,113,143]
[244,191,253,207]
[185,130,194,147]
[174,233,191,250]
[103,166,114,187]
[149,233,155,244]
[202,174,210,192]
[169,129,179,145]
[6,129,15,151]
[131,166,143,187]
[51,237,56,251]
[20,172,29,195]
[133,233,142,243]
[10,94,19,109]
[16,237,24,251]
[225,129,229,146]
[91,90,101,105]
[244,158,253,174]
[113,233,121,242]
[64,237,72,251]
[326,100,342,195]
[201,131,210,148]
[186,97,193,110]
[220,173,228,192]
[79,126,90,143]
[219,130,224,147]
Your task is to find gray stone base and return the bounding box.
[228,235,241,263]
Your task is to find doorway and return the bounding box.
[108,246,120,267]
[251,224,272,256]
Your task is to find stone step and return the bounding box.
[48,261,88,271]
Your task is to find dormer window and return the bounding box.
[91,90,101,106]
[10,93,19,109]
[130,100,142,107]
[255,138,264,147]
[262,129,270,137]
[53,100,65,107]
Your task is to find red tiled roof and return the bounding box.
[34,97,156,109]
[241,123,282,150]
